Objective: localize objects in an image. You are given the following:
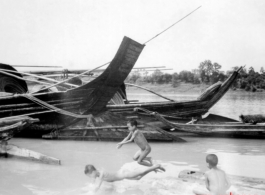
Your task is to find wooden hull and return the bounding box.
[42,111,186,142]
[107,68,241,119]
[0,37,144,137]
[0,116,39,140]
[152,112,265,139]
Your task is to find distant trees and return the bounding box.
[230,66,265,92]
[125,61,265,92]
[198,60,223,84]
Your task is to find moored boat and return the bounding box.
[107,67,242,120]
[0,36,145,137]
[0,116,39,141]
[143,110,265,139]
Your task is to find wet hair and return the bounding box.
[206,154,218,166]
[127,119,137,127]
[84,164,97,175]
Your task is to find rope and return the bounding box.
[144,6,202,44]
[21,94,91,119]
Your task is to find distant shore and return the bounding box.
[125,82,265,95]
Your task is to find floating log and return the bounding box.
[0,143,60,165]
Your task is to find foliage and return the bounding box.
[124,62,264,93]
[198,60,222,84]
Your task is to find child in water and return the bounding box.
[117,119,152,167]
[193,154,231,195]
[84,164,165,192]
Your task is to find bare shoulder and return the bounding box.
[133,129,141,136]
[217,168,226,174]
[204,170,210,178]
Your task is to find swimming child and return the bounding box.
[84,163,165,192]
[193,154,231,195]
[117,119,152,166]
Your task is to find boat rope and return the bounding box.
[144,6,202,44]
[21,94,91,119]
[125,83,175,102]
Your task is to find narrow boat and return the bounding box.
[141,110,265,139]
[107,67,242,120]
[0,36,145,137]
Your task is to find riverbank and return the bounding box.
[126,82,265,95]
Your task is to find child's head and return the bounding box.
[206,154,218,168]
[84,165,97,177]
[127,119,137,131]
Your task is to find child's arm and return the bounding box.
[93,170,104,192]
[204,173,210,191]
[224,173,231,189]
[120,131,137,145]
[117,131,133,149]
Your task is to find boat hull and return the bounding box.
[0,36,145,137]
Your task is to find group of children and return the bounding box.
[85,119,231,195]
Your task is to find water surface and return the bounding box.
[1,91,265,195]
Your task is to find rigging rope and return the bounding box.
[21,94,91,119]
[144,6,202,44]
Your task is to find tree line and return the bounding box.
[125,60,265,92]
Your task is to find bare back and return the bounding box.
[206,168,230,195]
[101,171,123,182]
[133,130,150,150]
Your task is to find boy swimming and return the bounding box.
[193,154,231,195]
[84,163,165,192]
[117,119,152,166]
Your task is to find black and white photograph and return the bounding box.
[0,0,264,194]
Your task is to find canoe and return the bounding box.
[0,36,145,137]
[145,111,265,138]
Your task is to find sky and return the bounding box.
[0,0,264,74]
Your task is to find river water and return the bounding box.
[1,91,265,195]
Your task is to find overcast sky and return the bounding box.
[0,0,264,73]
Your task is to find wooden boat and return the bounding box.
[143,110,265,138]
[0,116,59,164]
[0,116,39,141]
[107,67,242,120]
[0,36,145,137]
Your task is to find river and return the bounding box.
[0,91,265,195]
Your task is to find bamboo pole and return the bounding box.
[0,70,66,88]
[30,62,110,94]
[0,68,77,88]
[64,125,145,130]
